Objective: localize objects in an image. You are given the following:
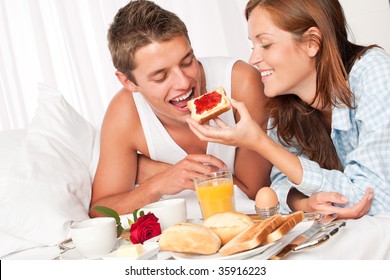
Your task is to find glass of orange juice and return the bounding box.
[194,171,235,219]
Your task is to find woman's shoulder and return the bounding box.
[351,48,390,74]
[350,48,390,90]
[350,48,390,123]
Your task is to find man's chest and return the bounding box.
[168,128,207,155]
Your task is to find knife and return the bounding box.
[292,220,346,251]
[270,213,337,260]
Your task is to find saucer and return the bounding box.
[59,239,160,260]
[60,247,89,260]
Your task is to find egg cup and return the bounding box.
[255,203,280,219]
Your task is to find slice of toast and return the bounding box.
[187,86,231,124]
[218,214,284,256]
[266,211,305,243]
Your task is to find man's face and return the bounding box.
[130,35,202,125]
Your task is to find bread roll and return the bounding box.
[219,214,284,256]
[187,86,231,124]
[158,223,221,255]
[266,211,304,243]
[202,212,253,245]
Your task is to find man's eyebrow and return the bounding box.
[147,49,194,79]
[181,49,194,61]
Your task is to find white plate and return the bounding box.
[59,238,160,260]
[59,238,122,260]
[60,246,122,260]
[171,241,279,260]
[102,243,160,260]
[59,247,88,260]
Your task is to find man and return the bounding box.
[89,0,271,218]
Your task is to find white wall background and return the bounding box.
[0,0,389,131]
[340,0,390,52]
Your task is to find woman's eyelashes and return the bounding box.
[261,43,273,49]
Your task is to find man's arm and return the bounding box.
[135,154,170,184]
[89,90,162,217]
[230,61,272,199]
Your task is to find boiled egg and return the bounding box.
[255,187,279,209]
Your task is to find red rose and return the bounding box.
[130,213,161,244]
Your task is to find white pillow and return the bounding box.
[0,84,96,257]
[0,130,42,256]
[0,129,26,188]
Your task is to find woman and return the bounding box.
[187,0,390,219]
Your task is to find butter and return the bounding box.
[117,244,145,258]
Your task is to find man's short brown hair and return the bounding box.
[108,0,189,82]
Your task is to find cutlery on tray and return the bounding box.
[270,213,340,260]
[292,220,346,251]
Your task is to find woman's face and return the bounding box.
[247,6,317,103]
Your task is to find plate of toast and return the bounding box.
[158,211,305,260]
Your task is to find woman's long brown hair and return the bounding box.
[245,0,377,170]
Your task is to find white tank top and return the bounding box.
[134,57,254,218]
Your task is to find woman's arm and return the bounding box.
[187,98,386,215]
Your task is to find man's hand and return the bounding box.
[137,154,227,196]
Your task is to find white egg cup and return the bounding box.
[255,203,280,219]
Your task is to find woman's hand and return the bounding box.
[186,99,266,151]
[302,188,374,219]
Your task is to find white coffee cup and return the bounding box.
[140,198,187,230]
[70,217,117,259]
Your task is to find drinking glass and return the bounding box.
[194,171,235,219]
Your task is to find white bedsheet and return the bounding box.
[285,213,390,260]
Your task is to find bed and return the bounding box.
[1,84,390,260]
